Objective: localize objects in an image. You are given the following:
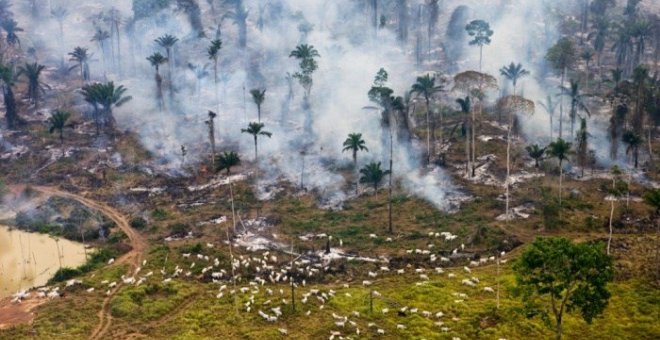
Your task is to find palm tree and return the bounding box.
[359,162,391,191]
[48,109,74,156]
[526,144,546,168]
[1,19,22,46]
[91,29,111,78]
[155,34,178,92]
[342,133,369,168]
[499,62,529,96]
[68,47,92,85]
[410,74,444,162]
[250,88,266,122]
[228,2,249,49]
[207,39,222,93]
[589,17,610,67]
[147,52,167,111]
[81,82,132,134]
[0,63,18,129]
[289,44,320,98]
[546,38,577,138]
[622,130,643,168]
[215,151,241,175]
[456,96,471,175]
[547,138,572,208]
[538,95,558,139]
[560,79,592,137]
[241,122,272,160]
[631,19,652,66]
[580,49,594,91]
[51,7,67,55]
[17,63,48,108]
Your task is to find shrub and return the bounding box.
[48,267,82,285]
[130,217,147,230]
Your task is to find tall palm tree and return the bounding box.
[580,49,594,91]
[342,133,369,168]
[622,130,643,168]
[147,52,167,111]
[1,19,22,46]
[226,1,248,48]
[91,29,111,78]
[155,34,178,93]
[538,95,558,139]
[289,44,320,98]
[207,39,222,94]
[526,144,546,168]
[215,151,241,175]
[546,38,577,138]
[250,88,266,122]
[241,122,272,160]
[560,79,592,137]
[81,82,132,134]
[51,7,67,55]
[359,162,391,191]
[289,44,321,60]
[48,109,74,156]
[68,47,92,85]
[631,19,652,66]
[410,74,444,163]
[547,138,572,208]
[0,63,18,129]
[17,63,48,108]
[343,132,369,195]
[499,62,530,96]
[456,96,471,176]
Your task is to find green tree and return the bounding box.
[68,46,92,85]
[250,88,266,122]
[207,39,222,94]
[0,63,18,129]
[410,74,445,162]
[456,96,471,175]
[642,188,660,216]
[81,82,132,134]
[48,109,74,152]
[241,122,272,160]
[547,138,572,207]
[17,62,48,108]
[146,52,168,111]
[622,130,643,168]
[546,38,577,138]
[215,151,241,175]
[465,19,493,74]
[499,62,529,96]
[513,237,613,340]
[575,117,590,177]
[539,95,558,139]
[289,44,320,98]
[343,132,369,195]
[342,133,369,168]
[155,34,178,97]
[526,144,546,168]
[359,162,391,191]
[560,79,592,137]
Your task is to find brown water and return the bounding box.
[0,226,88,299]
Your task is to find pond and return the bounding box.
[0,225,88,299]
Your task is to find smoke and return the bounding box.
[10,0,630,210]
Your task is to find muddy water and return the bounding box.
[0,226,87,299]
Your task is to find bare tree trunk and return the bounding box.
[559,69,565,138]
[608,198,614,255]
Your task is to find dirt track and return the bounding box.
[0,186,146,339]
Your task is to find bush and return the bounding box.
[130,217,147,230]
[48,267,82,285]
[151,208,168,221]
[168,223,189,237]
